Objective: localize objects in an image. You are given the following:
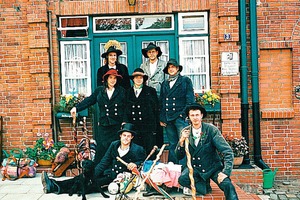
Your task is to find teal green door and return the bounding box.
[93,35,176,87]
[92,34,175,135]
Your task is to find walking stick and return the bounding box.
[185,138,196,200]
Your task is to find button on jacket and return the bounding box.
[175,123,234,181]
[94,140,146,178]
[159,75,195,123]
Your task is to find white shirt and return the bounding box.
[192,127,202,146]
[118,146,130,157]
[108,65,116,69]
[150,60,158,77]
[107,88,115,99]
[169,78,177,89]
[134,88,142,97]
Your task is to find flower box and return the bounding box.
[203,102,221,113]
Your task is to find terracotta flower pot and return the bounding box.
[233,156,243,168]
[37,159,53,167]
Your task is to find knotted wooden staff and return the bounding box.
[185,138,196,200]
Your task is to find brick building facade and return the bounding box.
[0,0,299,190]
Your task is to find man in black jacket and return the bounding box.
[41,123,146,196]
[175,103,238,199]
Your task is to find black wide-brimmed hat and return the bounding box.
[163,59,183,74]
[117,123,136,136]
[142,43,162,58]
[185,103,207,119]
[129,68,149,81]
[101,46,123,58]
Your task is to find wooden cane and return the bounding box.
[185,138,196,200]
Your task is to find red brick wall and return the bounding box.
[0,0,299,184]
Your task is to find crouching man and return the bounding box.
[175,103,239,199]
[41,123,146,197]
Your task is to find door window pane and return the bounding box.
[60,41,91,95]
[141,41,169,63]
[100,42,128,66]
[94,18,132,32]
[179,37,210,92]
[136,16,172,30]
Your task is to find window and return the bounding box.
[178,12,208,35]
[93,15,174,33]
[60,41,91,96]
[179,37,210,93]
[58,16,89,38]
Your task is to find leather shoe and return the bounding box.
[142,191,162,197]
[41,171,60,194]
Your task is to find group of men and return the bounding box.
[41,41,239,199]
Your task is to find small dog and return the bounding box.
[68,160,109,200]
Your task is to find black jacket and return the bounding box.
[123,85,159,131]
[76,86,126,126]
[97,63,131,89]
[94,141,146,178]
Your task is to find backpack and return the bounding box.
[1,148,37,180]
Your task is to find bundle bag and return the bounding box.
[1,148,37,181]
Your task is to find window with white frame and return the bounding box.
[178,12,210,93]
[178,12,208,35]
[58,16,89,38]
[179,37,210,93]
[60,41,91,96]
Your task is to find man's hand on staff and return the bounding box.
[217,172,228,184]
[179,129,190,147]
[127,162,137,171]
[70,107,77,118]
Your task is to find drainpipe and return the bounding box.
[48,11,58,143]
[249,0,269,169]
[239,0,250,165]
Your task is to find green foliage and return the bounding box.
[54,94,85,113]
[195,90,220,106]
[225,135,249,157]
[25,133,65,161]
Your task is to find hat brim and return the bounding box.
[185,103,207,119]
[142,47,162,58]
[163,65,183,74]
[101,49,123,58]
[117,129,136,136]
[129,72,149,81]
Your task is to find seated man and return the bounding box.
[41,123,146,196]
[175,103,239,199]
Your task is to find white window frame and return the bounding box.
[179,37,210,93]
[93,15,174,33]
[60,41,91,96]
[178,12,208,35]
[57,16,89,31]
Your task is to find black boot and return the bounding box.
[41,171,61,194]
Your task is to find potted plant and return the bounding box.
[225,135,249,168]
[54,93,86,113]
[25,133,65,166]
[195,90,221,112]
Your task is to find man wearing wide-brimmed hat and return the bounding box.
[140,42,168,96]
[175,103,238,199]
[159,58,195,164]
[41,123,146,196]
[123,68,159,156]
[97,40,131,89]
[71,69,126,163]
